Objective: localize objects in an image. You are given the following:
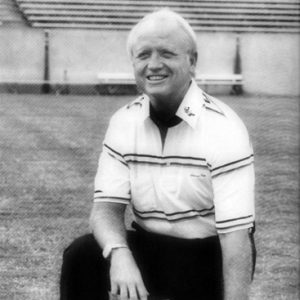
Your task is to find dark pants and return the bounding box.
[60,223,223,300]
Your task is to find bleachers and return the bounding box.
[0,0,25,25]
[15,0,300,33]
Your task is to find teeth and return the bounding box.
[148,75,166,81]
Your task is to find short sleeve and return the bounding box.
[93,113,131,205]
[212,163,255,234]
[206,110,255,234]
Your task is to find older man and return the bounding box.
[60,9,256,300]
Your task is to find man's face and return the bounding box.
[131,21,196,104]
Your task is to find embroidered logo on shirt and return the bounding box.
[190,173,207,178]
[184,106,195,117]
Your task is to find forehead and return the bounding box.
[132,18,189,52]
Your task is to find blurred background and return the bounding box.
[0,0,299,299]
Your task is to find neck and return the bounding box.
[149,80,192,118]
[150,102,182,127]
[150,99,178,120]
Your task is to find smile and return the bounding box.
[146,75,168,81]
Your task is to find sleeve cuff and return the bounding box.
[216,215,254,234]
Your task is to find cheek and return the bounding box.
[133,59,147,71]
[178,61,194,76]
[133,64,146,88]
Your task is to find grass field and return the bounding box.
[0,92,299,300]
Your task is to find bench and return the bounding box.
[97,72,243,94]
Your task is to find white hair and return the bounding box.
[126,8,198,58]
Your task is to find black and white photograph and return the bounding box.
[0,0,299,299]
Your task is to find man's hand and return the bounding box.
[110,248,149,300]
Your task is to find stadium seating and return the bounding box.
[2,0,299,95]
[0,0,24,25]
[15,0,300,33]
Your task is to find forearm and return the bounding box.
[90,202,149,299]
[220,230,253,300]
[89,202,128,249]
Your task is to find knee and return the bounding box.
[62,234,102,265]
[60,234,110,299]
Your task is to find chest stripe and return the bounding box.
[133,205,214,217]
[124,153,207,161]
[134,210,215,222]
[126,161,209,169]
[124,154,210,168]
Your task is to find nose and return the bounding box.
[148,53,163,70]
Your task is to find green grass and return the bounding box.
[0,93,299,300]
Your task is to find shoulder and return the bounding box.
[105,95,146,144]
[103,95,146,150]
[109,95,146,125]
[202,93,253,165]
[203,93,249,140]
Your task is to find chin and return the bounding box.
[145,85,170,98]
[147,90,169,101]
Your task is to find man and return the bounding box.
[60,9,256,300]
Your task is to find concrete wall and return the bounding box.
[242,33,300,96]
[195,32,300,96]
[0,25,44,81]
[50,29,131,83]
[0,25,299,96]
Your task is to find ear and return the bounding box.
[189,51,198,67]
[189,51,198,77]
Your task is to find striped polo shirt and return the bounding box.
[94,80,255,239]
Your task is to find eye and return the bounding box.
[136,51,150,60]
[161,51,176,58]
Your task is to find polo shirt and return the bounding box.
[94,80,255,239]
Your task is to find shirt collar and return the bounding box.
[140,95,150,121]
[175,79,205,129]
